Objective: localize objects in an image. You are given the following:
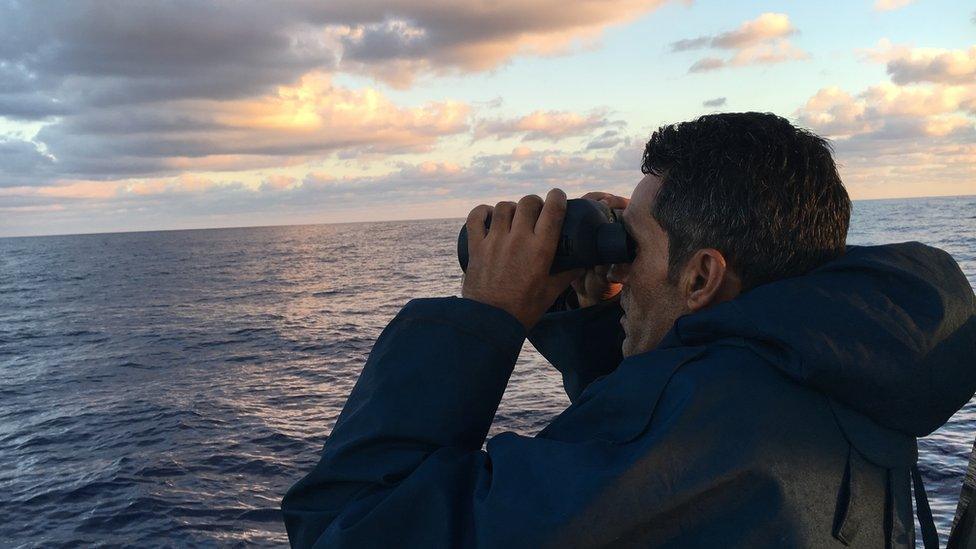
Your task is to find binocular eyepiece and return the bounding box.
[457,198,636,274]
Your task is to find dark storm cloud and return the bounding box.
[340,19,432,62]
[0,0,667,118]
[326,1,668,66]
[0,138,54,185]
[0,0,664,185]
[0,0,336,117]
[702,97,727,107]
[0,94,71,120]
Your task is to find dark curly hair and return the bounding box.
[642,112,851,290]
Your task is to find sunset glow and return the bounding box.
[0,1,973,236]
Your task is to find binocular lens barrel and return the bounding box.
[457,198,635,274]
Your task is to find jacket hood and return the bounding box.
[660,242,976,441]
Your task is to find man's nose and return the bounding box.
[607,262,630,284]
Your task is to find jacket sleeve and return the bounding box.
[280,297,637,548]
[280,296,556,546]
[527,298,624,402]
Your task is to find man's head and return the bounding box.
[608,112,851,357]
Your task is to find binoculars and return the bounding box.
[457,198,636,274]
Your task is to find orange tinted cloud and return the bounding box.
[873,0,915,12]
[672,13,809,73]
[331,0,673,86]
[865,40,976,85]
[475,110,617,141]
[832,142,976,199]
[33,72,471,180]
[712,12,796,48]
[797,87,870,137]
[222,73,469,136]
[796,41,976,197]
[3,1,663,186]
[260,175,297,192]
[801,41,976,140]
[35,181,122,200]
[21,174,229,200]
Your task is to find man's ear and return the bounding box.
[680,248,741,312]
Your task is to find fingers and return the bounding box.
[602,195,630,209]
[536,188,568,245]
[490,201,517,235]
[512,194,544,234]
[580,191,629,210]
[466,204,493,245]
[581,191,613,201]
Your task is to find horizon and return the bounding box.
[2,192,972,240]
[1,1,974,237]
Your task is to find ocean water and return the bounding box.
[1,195,974,547]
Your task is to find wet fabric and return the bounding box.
[281,242,976,548]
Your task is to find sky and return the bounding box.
[0,0,974,237]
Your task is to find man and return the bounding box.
[281,113,976,547]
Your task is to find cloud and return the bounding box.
[0,0,673,114]
[0,2,338,119]
[670,37,712,52]
[0,0,666,188]
[326,0,673,86]
[586,130,626,150]
[670,13,810,73]
[670,13,796,52]
[260,175,298,192]
[797,83,975,140]
[1,72,470,184]
[864,40,976,85]
[796,87,869,137]
[689,57,727,72]
[796,41,976,197]
[703,97,728,108]
[474,110,619,141]
[0,138,55,185]
[0,139,647,235]
[874,0,915,11]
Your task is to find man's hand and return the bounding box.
[461,189,583,331]
[570,192,630,307]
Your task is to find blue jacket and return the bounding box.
[281,243,976,548]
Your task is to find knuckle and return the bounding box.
[495,201,517,214]
[467,205,489,222]
[519,194,543,208]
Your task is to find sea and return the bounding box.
[1,195,975,547]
